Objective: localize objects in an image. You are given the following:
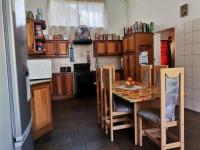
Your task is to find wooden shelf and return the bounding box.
[34,20,46,30]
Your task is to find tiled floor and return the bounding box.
[34,97,200,150]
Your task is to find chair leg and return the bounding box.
[110,128,113,142]
[138,116,143,146]
[161,127,166,150]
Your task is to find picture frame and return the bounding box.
[180,4,188,17]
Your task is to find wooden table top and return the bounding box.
[113,81,160,103]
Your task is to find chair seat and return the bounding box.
[138,108,160,123]
[114,100,132,112]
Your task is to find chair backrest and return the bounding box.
[102,68,113,114]
[160,68,184,122]
[141,64,152,85]
[96,67,103,100]
[103,65,115,82]
[153,65,168,87]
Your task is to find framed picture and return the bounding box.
[180,4,188,17]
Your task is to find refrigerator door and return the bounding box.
[2,0,33,149]
[0,1,14,149]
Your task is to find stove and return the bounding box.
[74,63,95,98]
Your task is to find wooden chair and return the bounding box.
[153,65,168,87]
[96,65,115,129]
[141,64,152,85]
[137,68,184,150]
[102,67,133,142]
[96,67,103,127]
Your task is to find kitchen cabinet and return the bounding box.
[122,33,154,81]
[115,70,123,81]
[26,19,35,54]
[52,72,74,100]
[31,82,52,140]
[45,41,56,56]
[93,40,122,56]
[45,40,69,57]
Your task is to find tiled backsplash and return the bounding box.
[176,18,200,112]
[50,44,121,73]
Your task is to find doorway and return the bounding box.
[160,28,175,68]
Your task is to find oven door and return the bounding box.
[74,72,95,98]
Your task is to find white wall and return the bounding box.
[126,0,200,31]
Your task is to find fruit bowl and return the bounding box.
[125,77,135,88]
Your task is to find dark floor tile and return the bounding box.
[34,97,200,150]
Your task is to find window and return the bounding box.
[48,0,106,28]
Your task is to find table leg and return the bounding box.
[134,103,138,145]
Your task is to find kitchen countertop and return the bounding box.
[30,79,51,86]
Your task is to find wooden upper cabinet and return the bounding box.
[63,74,73,96]
[123,55,129,79]
[107,41,117,55]
[94,40,122,56]
[117,41,123,54]
[45,41,56,56]
[128,53,135,80]
[94,41,106,56]
[31,83,52,139]
[26,19,35,54]
[128,36,135,52]
[56,41,69,55]
[123,38,128,53]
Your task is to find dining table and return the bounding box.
[112,80,161,145]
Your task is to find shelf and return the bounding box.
[35,36,46,42]
[34,20,46,30]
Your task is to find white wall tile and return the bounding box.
[193,67,200,78]
[175,56,184,67]
[193,77,200,89]
[185,21,193,33]
[191,100,200,112]
[193,31,200,43]
[176,34,184,47]
[192,43,200,54]
[176,45,184,56]
[185,67,193,77]
[184,56,193,67]
[184,32,193,44]
[193,55,200,67]
[185,77,193,88]
[192,89,200,101]
[193,19,200,31]
[184,44,192,55]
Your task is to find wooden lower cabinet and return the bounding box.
[123,55,129,79]
[31,82,52,140]
[52,73,74,100]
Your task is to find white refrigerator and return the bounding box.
[0,0,33,149]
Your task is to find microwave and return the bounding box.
[27,59,52,80]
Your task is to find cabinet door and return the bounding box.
[55,74,64,96]
[56,41,69,55]
[94,41,107,56]
[123,38,128,53]
[115,72,122,81]
[123,55,129,79]
[117,41,123,54]
[45,41,56,56]
[31,84,52,132]
[128,53,136,80]
[107,41,117,55]
[128,36,135,52]
[26,19,35,54]
[63,73,73,97]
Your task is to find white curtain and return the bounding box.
[47,0,107,39]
